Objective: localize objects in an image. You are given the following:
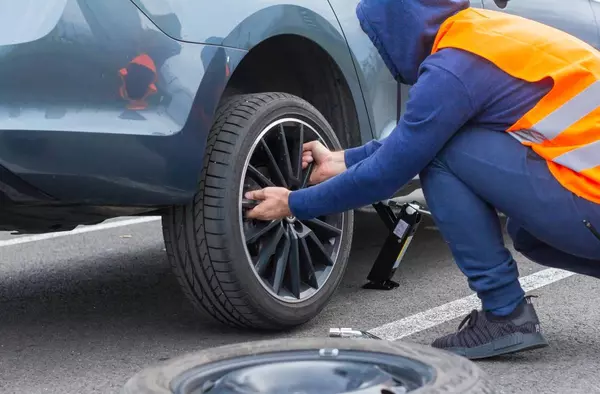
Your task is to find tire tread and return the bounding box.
[164,94,297,328]
[162,93,349,329]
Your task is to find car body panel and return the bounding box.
[0,0,598,228]
[482,0,600,49]
[131,0,374,144]
[0,0,70,46]
[130,0,341,48]
[593,0,600,31]
[327,0,399,141]
[0,0,246,205]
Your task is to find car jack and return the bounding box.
[363,200,431,291]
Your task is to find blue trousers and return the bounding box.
[420,127,600,315]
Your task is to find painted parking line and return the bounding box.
[0,217,161,248]
[0,214,577,342]
[368,267,575,341]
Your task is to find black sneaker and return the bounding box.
[431,296,549,359]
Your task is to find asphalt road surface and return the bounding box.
[1,210,600,393]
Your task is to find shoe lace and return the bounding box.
[457,309,479,331]
[456,295,540,332]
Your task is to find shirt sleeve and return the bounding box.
[343,139,383,168]
[288,63,475,220]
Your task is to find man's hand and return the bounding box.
[245,187,292,221]
[302,140,347,184]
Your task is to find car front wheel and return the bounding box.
[162,92,354,330]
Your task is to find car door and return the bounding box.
[482,0,600,49]
[328,0,484,142]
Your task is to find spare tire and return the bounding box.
[162,93,354,330]
[123,337,496,393]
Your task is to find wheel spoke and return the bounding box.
[277,125,295,186]
[260,139,287,188]
[272,230,291,294]
[293,221,313,240]
[245,220,281,244]
[255,224,284,276]
[299,237,319,289]
[307,230,335,267]
[305,218,342,239]
[288,230,301,298]
[295,124,304,181]
[247,164,275,187]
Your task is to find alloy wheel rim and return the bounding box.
[170,349,433,393]
[238,117,345,303]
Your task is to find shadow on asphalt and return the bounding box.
[0,246,256,335]
[0,212,406,341]
[3,210,596,394]
[0,211,457,375]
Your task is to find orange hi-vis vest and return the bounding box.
[431,8,600,204]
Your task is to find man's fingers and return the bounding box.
[245,202,271,220]
[245,189,266,200]
[245,206,260,219]
[301,153,313,169]
[302,140,317,152]
[302,140,321,154]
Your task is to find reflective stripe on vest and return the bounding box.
[513,81,600,145]
[431,8,600,204]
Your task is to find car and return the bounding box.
[1,0,599,330]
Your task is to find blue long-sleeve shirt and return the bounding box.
[288,47,551,220]
[287,0,553,220]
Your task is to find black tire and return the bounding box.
[123,337,496,393]
[162,93,354,330]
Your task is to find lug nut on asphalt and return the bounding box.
[329,328,382,339]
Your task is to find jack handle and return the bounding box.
[387,200,432,217]
[241,199,260,210]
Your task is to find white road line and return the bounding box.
[0,217,161,248]
[0,216,577,341]
[368,268,575,341]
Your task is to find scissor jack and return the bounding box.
[362,200,431,291]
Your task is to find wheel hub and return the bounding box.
[170,349,433,394]
[206,360,401,394]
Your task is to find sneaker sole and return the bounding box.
[441,332,549,360]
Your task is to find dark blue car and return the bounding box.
[1,0,599,330]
